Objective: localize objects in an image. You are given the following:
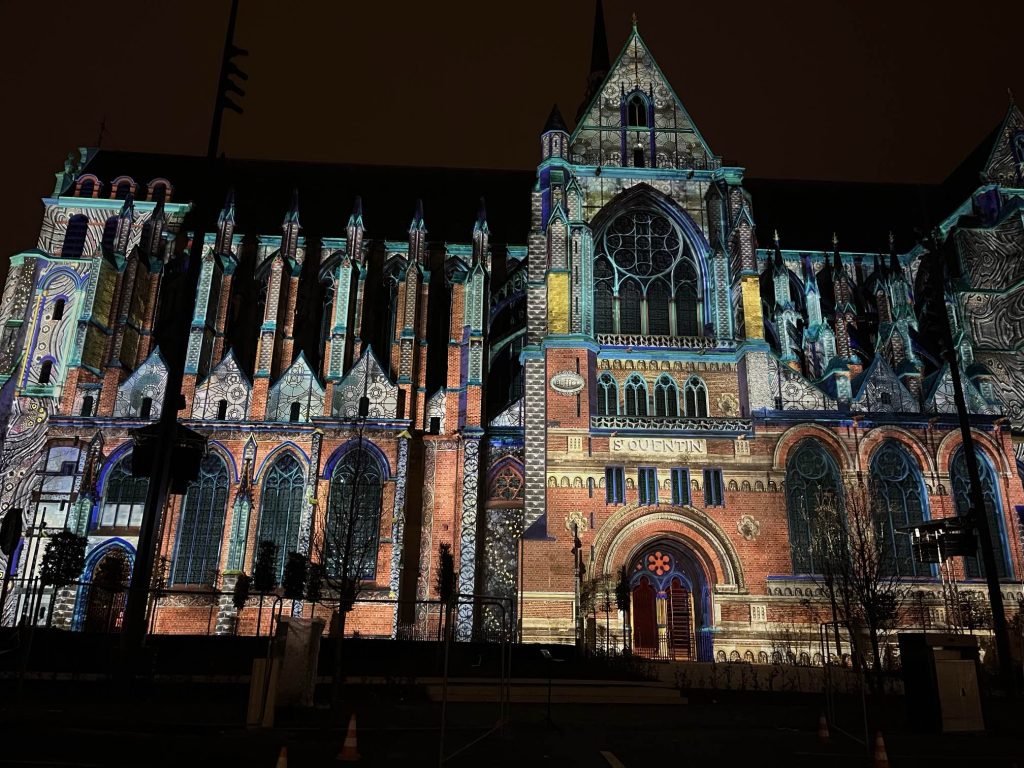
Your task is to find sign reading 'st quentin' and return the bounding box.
[550,370,585,395]
[610,437,707,456]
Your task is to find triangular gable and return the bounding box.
[489,397,524,428]
[332,346,399,419]
[850,356,918,414]
[983,102,1024,187]
[113,347,167,418]
[266,351,324,422]
[571,25,716,166]
[191,349,252,421]
[923,362,998,416]
[767,353,837,411]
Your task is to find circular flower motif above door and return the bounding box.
[647,551,671,576]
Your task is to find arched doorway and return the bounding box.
[628,542,711,661]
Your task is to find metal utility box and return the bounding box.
[898,632,984,732]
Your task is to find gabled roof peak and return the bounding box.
[543,104,569,135]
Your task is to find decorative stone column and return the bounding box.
[455,437,481,640]
[656,589,670,657]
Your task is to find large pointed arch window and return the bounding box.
[785,440,843,574]
[593,208,702,338]
[624,374,648,417]
[654,375,679,417]
[326,446,385,580]
[951,447,1010,579]
[597,373,618,416]
[171,452,230,585]
[683,376,708,417]
[99,453,149,530]
[870,441,929,577]
[256,453,305,580]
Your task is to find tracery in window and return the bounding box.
[597,373,618,416]
[951,447,1010,579]
[325,447,384,580]
[624,374,648,416]
[683,376,708,417]
[654,374,679,417]
[256,453,305,580]
[871,441,929,577]
[785,440,842,574]
[593,209,701,337]
[171,452,229,585]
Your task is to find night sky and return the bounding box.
[1,0,1022,262]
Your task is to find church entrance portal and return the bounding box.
[628,543,710,661]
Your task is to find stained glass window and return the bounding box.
[654,374,679,417]
[647,281,671,335]
[490,462,524,501]
[597,373,618,416]
[594,258,614,334]
[99,453,149,529]
[326,447,384,580]
[624,374,648,416]
[951,447,1010,579]
[785,440,842,574]
[256,453,305,580]
[871,441,929,577]
[171,452,229,585]
[683,376,708,417]
[594,209,701,337]
[619,280,642,334]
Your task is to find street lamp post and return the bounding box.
[920,230,1013,690]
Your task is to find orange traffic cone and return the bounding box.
[817,712,830,745]
[276,746,288,768]
[337,713,360,762]
[872,731,889,768]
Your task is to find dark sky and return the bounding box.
[1,0,1021,261]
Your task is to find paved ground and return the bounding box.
[1,678,1022,767]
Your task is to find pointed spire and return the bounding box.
[219,188,236,225]
[409,198,426,231]
[873,252,884,281]
[888,231,900,274]
[543,104,569,135]
[577,1,611,122]
[474,196,488,232]
[772,230,783,269]
[347,195,364,229]
[832,233,842,271]
[119,192,134,217]
[589,0,610,82]
[283,188,300,226]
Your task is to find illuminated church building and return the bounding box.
[3,15,1024,660]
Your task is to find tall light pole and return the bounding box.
[919,230,1012,690]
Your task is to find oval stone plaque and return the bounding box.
[550,370,585,395]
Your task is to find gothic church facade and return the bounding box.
[1,17,1024,660]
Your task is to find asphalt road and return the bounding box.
[1,683,1021,767]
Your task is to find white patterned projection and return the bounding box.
[113,347,167,418]
[332,348,399,419]
[266,352,325,422]
[191,349,252,420]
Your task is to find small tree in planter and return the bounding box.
[252,541,278,637]
[39,530,87,626]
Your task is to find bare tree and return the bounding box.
[312,444,383,710]
[810,483,908,682]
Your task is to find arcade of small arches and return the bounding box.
[597,372,709,417]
